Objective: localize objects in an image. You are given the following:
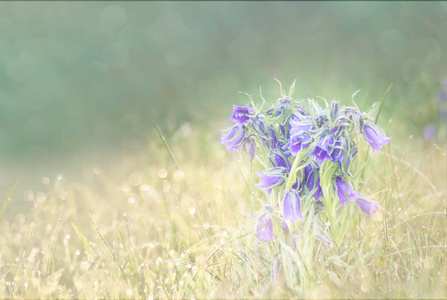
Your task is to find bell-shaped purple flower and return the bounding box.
[363,123,391,153]
[423,124,436,141]
[288,117,314,156]
[266,126,280,150]
[270,151,291,170]
[280,142,293,158]
[290,132,312,156]
[310,134,335,165]
[283,190,304,222]
[290,117,314,136]
[257,167,286,194]
[229,104,255,126]
[329,118,345,135]
[256,215,275,242]
[303,164,323,200]
[219,125,246,152]
[356,197,379,218]
[334,176,358,207]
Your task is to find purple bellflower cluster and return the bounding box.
[220,84,390,243]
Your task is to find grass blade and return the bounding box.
[361,83,393,182]
[0,178,19,223]
[434,144,446,156]
[72,222,95,256]
[375,83,393,124]
[89,214,115,260]
[151,119,194,195]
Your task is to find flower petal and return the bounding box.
[229,104,255,126]
[356,197,379,218]
[283,191,304,221]
[257,168,286,192]
[363,124,391,153]
[219,125,246,152]
[335,177,358,207]
[256,215,275,242]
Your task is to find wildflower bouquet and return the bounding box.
[220,82,391,274]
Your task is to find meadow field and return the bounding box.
[0,2,446,299]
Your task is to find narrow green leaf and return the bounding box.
[152,119,194,195]
[72,222,95,256]
[375,83,393,124]
[0,178,19,224]
[434,144,446,156]
[89,214,115,260]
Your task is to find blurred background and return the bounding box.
[0,1,446,195]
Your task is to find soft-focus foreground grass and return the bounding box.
[0,112,445,299]
[0,2,446,298]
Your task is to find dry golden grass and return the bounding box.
[0,123,445,299]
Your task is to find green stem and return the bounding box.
[285,152,302,191]
[270,188,277,206]
[260,144,269,164]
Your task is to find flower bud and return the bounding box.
[331,101,339,121]
[316,115,329,128]
[252,114,267,136]
[294,105,309,117]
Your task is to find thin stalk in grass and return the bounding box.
[360,83,393,182]
[192,230,253,280]
[89,214,115,261]
[152,119,194,196]
[115,223,128,252]
[72,222,95,256]
[361,89,371,112]
[434,144,446,156]
[0,178,19,223]
[375,83,393,124]
[46,216,62,275]
[115,223,139,278]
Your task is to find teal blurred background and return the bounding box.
[0,2,446,191]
